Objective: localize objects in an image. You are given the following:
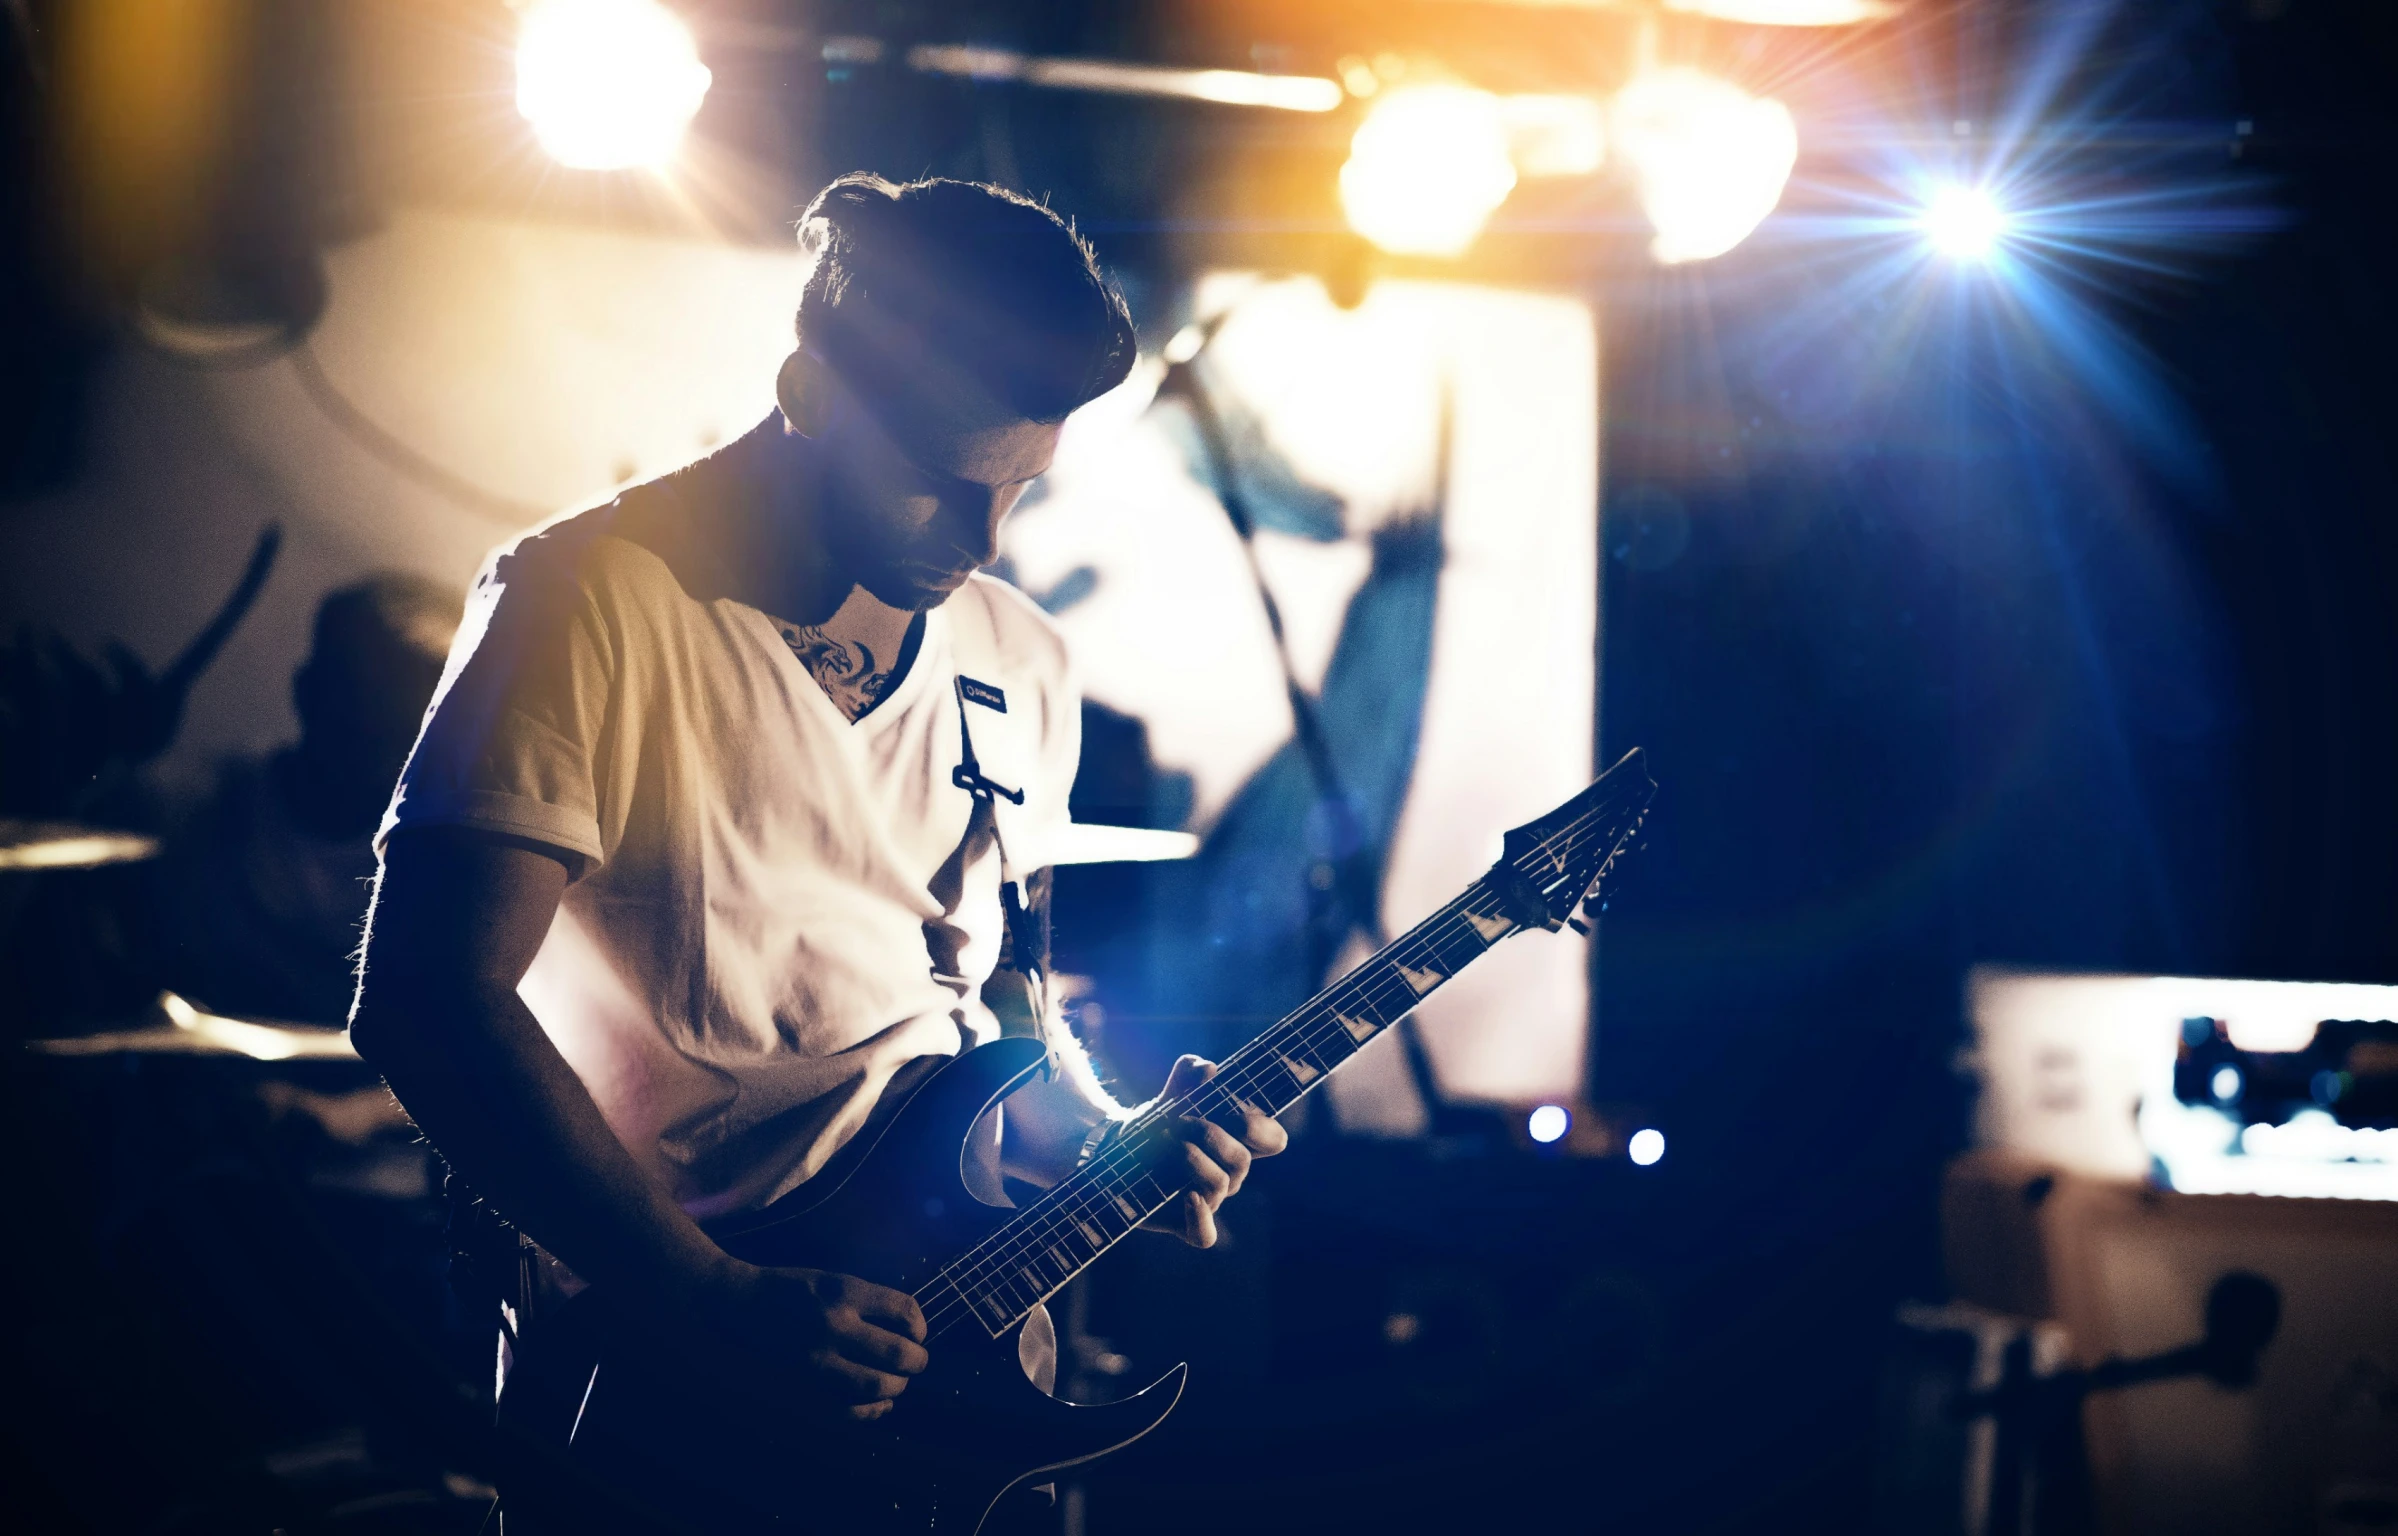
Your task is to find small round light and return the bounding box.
[1527,1104,1571,1144]
[2211,1065,2243,1103]
[1627,1127,1666,1166]
[1921,184,2009,259]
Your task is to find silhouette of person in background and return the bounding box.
[153,574,463,1023]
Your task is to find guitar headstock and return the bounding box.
[1492,747,1657,932]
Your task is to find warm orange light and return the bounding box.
[1339,85,1519,258]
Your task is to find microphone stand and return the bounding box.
[1955,1270,2282,1536]
[1152,322,1386,993]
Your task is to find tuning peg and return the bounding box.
[1567,914,1592,937]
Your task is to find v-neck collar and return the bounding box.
[744,600,948,736]
[850,609,928,725]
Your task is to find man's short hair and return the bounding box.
[793,174,1137,432]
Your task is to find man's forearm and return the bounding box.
[999,1027,1133,1188]
[353,980,728,1304]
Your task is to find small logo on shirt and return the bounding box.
[957,675,1007,713]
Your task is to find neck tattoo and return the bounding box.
[777,623,895,723]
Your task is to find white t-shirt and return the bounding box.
[378,427,1103,1220]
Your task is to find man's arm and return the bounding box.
[989,870,1286,1245]
[350,825,927,1419]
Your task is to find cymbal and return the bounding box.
[25,990,357,1062]
[0,818,161,871]
[1047,823,1200,866]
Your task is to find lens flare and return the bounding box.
[1922,184,2010,258]
[1613,69,1798,265]
[1340,84,1519,258]
[1527,1104,1571,1144]
[517,0,713,171]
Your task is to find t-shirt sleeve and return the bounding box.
[375,536,621,876]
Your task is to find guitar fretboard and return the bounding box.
[916,753,1649,1341]
[917,881,1518,1338]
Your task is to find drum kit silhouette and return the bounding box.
[5,811,1195,1064]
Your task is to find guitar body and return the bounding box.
[501,1037,1187,1535]
[498,750,1657,1534]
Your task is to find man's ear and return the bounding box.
[776,349,838,438]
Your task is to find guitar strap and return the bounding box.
[950,672,1052,1042]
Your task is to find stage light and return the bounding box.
[1340,84,1519,258]
[1502,94,1607,178]
[1527,1104,1571,1144]
[1033,60,1341,113]
[516,0,713,171]
[2211,1065,2243,1103]
[1612,69,1797,265]
[1628,1127,1666,1166]
[1664,0,1896,22]
[906,47,1342,113]
[1922,184,2010,259]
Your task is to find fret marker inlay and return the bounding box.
[1336,1011,1377,1043]
[1396,962,1445,995]
[1465,909,1514,942]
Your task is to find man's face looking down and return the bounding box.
[787,348,1064,613]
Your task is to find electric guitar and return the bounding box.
[503,748,1656,1533]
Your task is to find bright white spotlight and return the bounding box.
[1340,84,1519,258]
[1527,1104,1571,1144]
[1922,185,2010,258]
[1612,68,1798,265]
[1627,1127,1666,1166]
[2211,1065,2243,1103]
[517,0,713,171]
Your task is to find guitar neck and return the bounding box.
[919,876,1529,1339]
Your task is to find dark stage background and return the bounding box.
[1595,0,2398,1523]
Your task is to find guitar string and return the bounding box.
[927,887,1492,1301]
[924,950,1526,1328]
[919,823,1637,1338]
[917,907,1478,1331]
[916,894,1495,1334]
[928,939,1462,1323]
[921,786,1648,1333]
[922,796,1647,1336]
[919,868,1576,1333]
[919,790,1648,1334]
[962,778,1649,1277]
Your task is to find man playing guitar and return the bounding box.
[349,174,1286,1527]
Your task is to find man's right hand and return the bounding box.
[685,1262,930,1422]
